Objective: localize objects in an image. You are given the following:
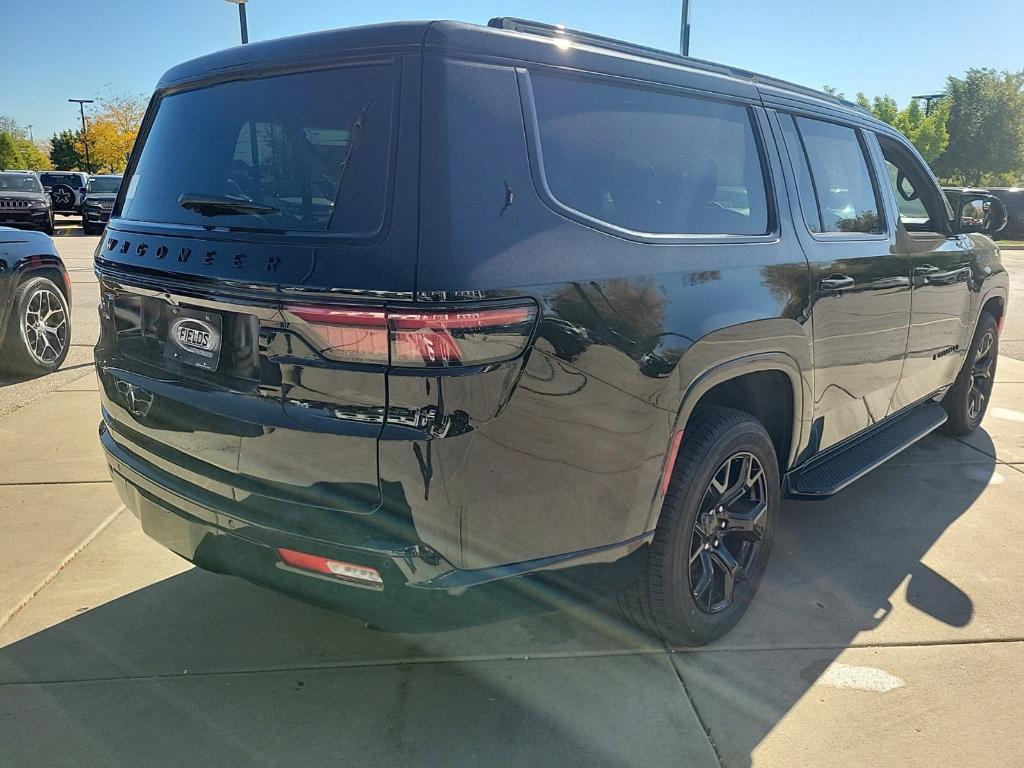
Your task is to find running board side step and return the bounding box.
[784,402,947,498]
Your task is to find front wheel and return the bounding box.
[940,312,999,436]
[619,406,779,646]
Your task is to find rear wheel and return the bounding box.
[1,277,70,376]
[940,312,998,436]
[619,406,779,645]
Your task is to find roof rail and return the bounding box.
[487,17,869,115]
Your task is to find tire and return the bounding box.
[42,212,54,236]
[1,277,71,377]
[940,312,998,436]
[49,184,75,212]
[619,406,779,646]
[83,223,98,235]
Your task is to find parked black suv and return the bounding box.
[82,174,122,234]
[39,171,89,215]
[0,171,54,234]
[95,19,1008,644]
[0,227,71,375]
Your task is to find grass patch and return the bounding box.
[997,240,1024,247]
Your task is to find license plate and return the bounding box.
[163,306,222,371]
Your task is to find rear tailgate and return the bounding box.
[96,55,422,527]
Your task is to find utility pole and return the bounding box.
[68,99,94,172]
[912,93,945,117]
[26,125,34,143]
[679,0,692,56]
[225,0,249,44]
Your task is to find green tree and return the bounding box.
[936,68,1024,185]
[854,93,949,164]
[49,129,83,170]
[0,132,22,168]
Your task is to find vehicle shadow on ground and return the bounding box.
[0,432,997,767]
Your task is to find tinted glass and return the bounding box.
[39,173,84,189]
[121,65,395,234]
[778,115,823,233]
[0,173,42,192]
[795,117,882,234]
[87,176,122,194]
[531,73,770,235]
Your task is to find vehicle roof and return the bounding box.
[0,170,38,174]
[89,174,122,179]
[154,18,881,127]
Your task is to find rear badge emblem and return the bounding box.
[170,317,220,358]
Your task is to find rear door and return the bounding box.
[96,56,420,520]
[772,111,911,453]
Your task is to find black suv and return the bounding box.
[94,19,1008,645]
[0,171,54,234]
[82,174,122,234]
[39,171,89,215]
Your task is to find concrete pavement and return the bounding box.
[0,228,1022,767]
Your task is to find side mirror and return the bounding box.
[955,193,1006,235]
[43,186,52,193]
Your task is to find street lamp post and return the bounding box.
[68,98,94,172]
[912,93,946,117]
[679,0,691,56]
[26,125,33,143]
[225,0,249,44]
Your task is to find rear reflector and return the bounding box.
[277,547,383,586]
[659,430,684,495]
[285,302,537,368]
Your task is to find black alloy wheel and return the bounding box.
[967,328,996,422]
[618,406,779,646]
[688,451,768,613]
[941,312,999,436]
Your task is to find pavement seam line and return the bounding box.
[0,647,669,687]
[5,639,1024,688]
[0,480,113,487]
[0,505,124,631]
[666,646,728,768]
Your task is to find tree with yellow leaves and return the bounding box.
[75,93,147,173]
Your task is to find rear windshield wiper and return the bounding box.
[178,193,280,217]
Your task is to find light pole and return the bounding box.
[26,125,34,143]
[225,0,249,44]
[912,93,945,117]
[68,98,94,172]
[679,0,691,56]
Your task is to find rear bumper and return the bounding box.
[101,422,650,604]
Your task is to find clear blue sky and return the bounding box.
[4,0,1022,140]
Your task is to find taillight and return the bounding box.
[277,547,384,587]
[285,302,537,368]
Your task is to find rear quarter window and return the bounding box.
[528,72,771,237]
[120,64,396,236]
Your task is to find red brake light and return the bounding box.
[277,547,383,586]
[285,303,537,367]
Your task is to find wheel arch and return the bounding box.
[0,258,71,341]
[644,352,808,532]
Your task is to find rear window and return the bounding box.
[39,173,84,189]
[529,72,770,236]
[120,64,396,235]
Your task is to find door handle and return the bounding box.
[820,274,855,291]
[914,264,940,275]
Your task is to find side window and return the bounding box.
[787,116,884,235]
[876,136,948,233]
[529,72,771,236]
